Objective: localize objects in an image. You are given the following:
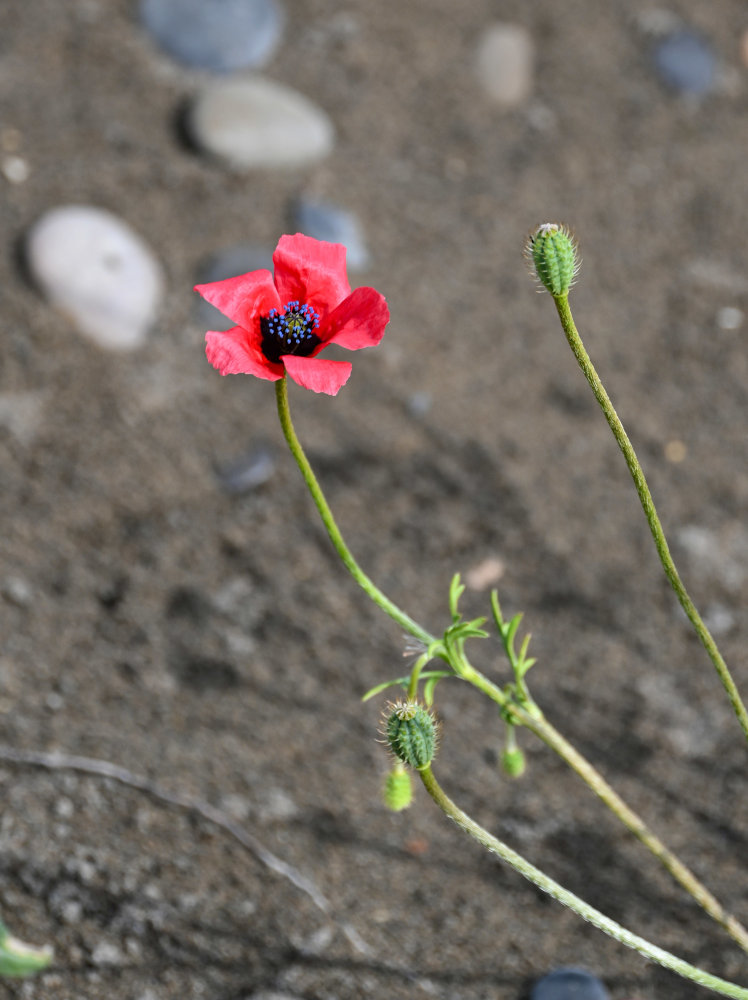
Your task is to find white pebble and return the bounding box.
[189,77,335,170]
[475,23,534,109]
[26,205,164,351]
[716,306,744,330]
[1,155,29,184]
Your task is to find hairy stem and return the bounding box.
[275,376,748,951]
[552,293,748,744]
[459,659,748,952]
[275,377,433,646]
[419,764,748,999]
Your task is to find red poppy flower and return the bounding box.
[195,234,390,396]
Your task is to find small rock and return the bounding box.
[26,205,164,351]
[716,306,743,330]
[407,391,432,417]
[465,556,505,590]
[653,30,716,96]
[531,968,610,1000]
[663,439,686,463]
[475,23,534,109]
[140,0,283,72]
[703,602,735,636]
[1,155,30,184]
[189,78,335,170]
[216,445,276,494]
[0,392,45,446]
[196,244,274,331]
[91,941,125,967]
[294,201,370,271]
[2,576,33,608]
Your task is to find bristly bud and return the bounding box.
[525,223,579,297]
[384,700,437,770]
[383,762,413,811]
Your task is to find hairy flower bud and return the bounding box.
[385,701,437,770]
[525,223,579,297]
[383,762,413,811]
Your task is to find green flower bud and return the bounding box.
[526,223,579,297]
[501,746,526,778]
[385,701,437,770]
[383,762,413,811]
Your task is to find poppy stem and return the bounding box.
[275,377,435,647]
[552,292,748,746]
[418,764,748,999]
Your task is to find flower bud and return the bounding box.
[526,223,579,297]
[383,762,413,811]
[501,746,526,778]
[385,701,437,770]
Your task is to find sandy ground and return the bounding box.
[1,1,747,998]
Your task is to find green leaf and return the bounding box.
[0,923,52,978]
[361,677,408,702]
[448,573,466,621]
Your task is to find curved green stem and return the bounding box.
[419,764,748,999]
[275,375,748,952]
[552,293,748,744]
[456,658,748,952]
[275,377,434,647]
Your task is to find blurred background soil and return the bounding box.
[1,1,747,998]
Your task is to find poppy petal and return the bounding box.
[320,286,390,350]
[273,234,351,316]
[282,355,352,395]
[195,270,280,333]
[206,327,283,380]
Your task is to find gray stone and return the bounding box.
[196,244,273,331]
[294,200,369,271]
[531,968,610,1000]
[216,445,276,494]
[26,206,164,351]
[189,78,335,170]
[140,0,283,72]
[654,30,716,96]
[475,23,534,108]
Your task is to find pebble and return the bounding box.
[653,30,716,96]
[2,576,33,608]
[465,556,505,590]
[716,306,744,330]
[294,200,370,271]
[475,23,534,109]
[216,445,276,494]
[1,155,30,184]
[196,244,273,331]
[140,0,283,72]
[188,78,335,170]
[26,206,164,351]
[0,392,45,445]
[531,968,610,1000]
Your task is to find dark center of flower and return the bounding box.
[260,301,321,364]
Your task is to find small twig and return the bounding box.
[0,745,371,953]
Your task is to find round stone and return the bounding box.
[531,968,610,1000]
[196,244,274,331]
[140,0,284,73]
[654,30,716,96]
[26,206,164,351]
[475,23,534,108]
[188,78,335,170]
[294,200,370,271]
